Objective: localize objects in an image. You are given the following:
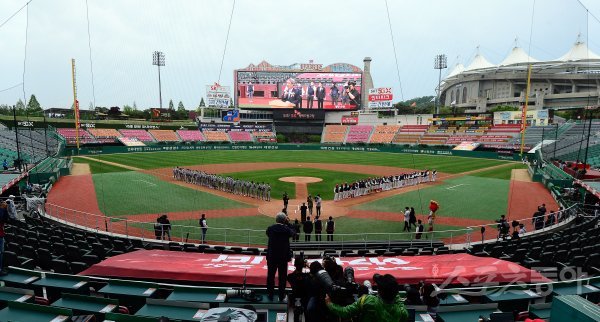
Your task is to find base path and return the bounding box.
[70,163,91,176]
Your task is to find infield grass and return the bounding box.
[92,171,252,216]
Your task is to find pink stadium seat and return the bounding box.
[118,129,155,142]
[345,125,373,143]
[176,130,205,142]
[228,131,253,142]
[57,128,97,144]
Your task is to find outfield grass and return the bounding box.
[91,150,509,174]
[129,215,465,245]
[92,171,252,216]
[355,175,510,221]
[469,163,528,180]
[224,168,373,200]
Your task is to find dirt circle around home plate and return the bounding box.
[278,176,323,183]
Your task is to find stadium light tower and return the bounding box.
[434,54,447,114]
[152,51,166,108]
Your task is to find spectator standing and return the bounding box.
[266,213,294,302]
[199,214,208,244]
[532,210,544,230]
[300,203,308,223]
[303,216,313,241]
[546,211,556,226]
[292,219,301,242]
[314,216,322,241]
[6,196,17,220]
[326,216,335,241]
[315,195,322,217]
[518,223,527,236]
[307,195,314,216]
[158,215,172,241]
[0,201,8,275]
[409,207,417,229]
[403,207,411,232]
[415,220,424,239]
[283,192,290,211]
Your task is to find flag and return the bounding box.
[410,102,417,107]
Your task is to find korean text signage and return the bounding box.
[368,88,393,109]
[206,84,231,108]
[272,109,325,121]
[341,116,359,125]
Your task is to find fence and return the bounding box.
[39,201,585,250]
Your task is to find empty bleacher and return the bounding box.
[176,130,205,142]
[419,133,450,145]
[56,128,97,145]
[0,127,58,162]
[87,128,121,144]
[148,130,180,142]
[345,125,373,143]
[368,125,400,144]
[322,125,348,144]
[118,129,155,142]
[227,131,254,142]
[202,131,230,142]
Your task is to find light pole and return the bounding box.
[434,54,447,115]
[152,51,165,109]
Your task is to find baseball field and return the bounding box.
[45,150,559,245]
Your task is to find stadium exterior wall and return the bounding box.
[65,144,521,161]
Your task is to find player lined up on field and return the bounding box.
[333,170,436,201]
[172,167,271,201]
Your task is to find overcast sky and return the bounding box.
[1,0,599,110]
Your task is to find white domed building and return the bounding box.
[440,38,600,113]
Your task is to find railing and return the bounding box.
[39,201,585,249]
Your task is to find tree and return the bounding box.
[26,94,43,115]
[123,104,134,115]
[199,97,206,108]
[107,106,121,117]
[490,105,519,112]
[15,99,25,116]
[177,101,185,111]
[394,95,435,114]
[133,101,138,110]
[168,99,175,111]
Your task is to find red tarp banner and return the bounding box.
[81,250,549,286]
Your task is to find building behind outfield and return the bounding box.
[440,37,600,113]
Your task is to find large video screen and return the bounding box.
[236,71,362,110]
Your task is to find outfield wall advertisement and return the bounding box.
[68,143,521,161]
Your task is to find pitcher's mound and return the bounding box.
[279,176,323,183]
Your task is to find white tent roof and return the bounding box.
[446,63,465,78]
[500,46,539,65]
[465,54,495,71]
[558,41,600,61]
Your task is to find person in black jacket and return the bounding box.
[158,215,172,241]
[315,83,326,109]
[314,217,322,241]
[303,216,314,241]
[292,219,301,242]
[326,216,335,241]
[266,213,295,301]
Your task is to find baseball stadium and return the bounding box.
[1,1,600,322]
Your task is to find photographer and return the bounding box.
[266,213,295,302]
[326,274,409,322]
[345,81,360,108]
[287,256,311,321]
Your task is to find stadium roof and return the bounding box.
[558,40,600,61]
[465,53,494,71]
[500,46,539,66]
[446,62,465,78]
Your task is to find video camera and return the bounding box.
[311,256,367,305]
[225,269,262,302]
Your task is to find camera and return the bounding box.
[311,259,366,305]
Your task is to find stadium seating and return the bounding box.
[202,131,230,142]
[398,125,428,134]
[0,127,58,162]
[176,129,205,142]
[148,130,180,142]
[345,125,373,143]
[446,135,481,145]
[322,125,348,144]
[118,129,155,142]
[419,133,450,145]
[87,128,121,144]
[368,125,400,144]
[392,133,422,144]
[56,128,97,145]
[228,131,254,142]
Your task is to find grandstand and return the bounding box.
[176,129,205,142]
[118,129,155,142]
[0,127,58,163]
[344,125,373,143]
[148,129,180,142]
[228,130,254,142]
[87,128,121,144]
[202,130,230,142]
[368,125,400,144]
[321,125,348,144]
[56,128,97,145]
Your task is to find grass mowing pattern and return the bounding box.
[92,150,509,174]
[223,168,373,200]
[73,157,128,174]
[355,176,510,221]
[469,163,528,180]
[130,215,464,245]
[92,171,252,216]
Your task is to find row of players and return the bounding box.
[172,167,272,201]
[333,170,437,201]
